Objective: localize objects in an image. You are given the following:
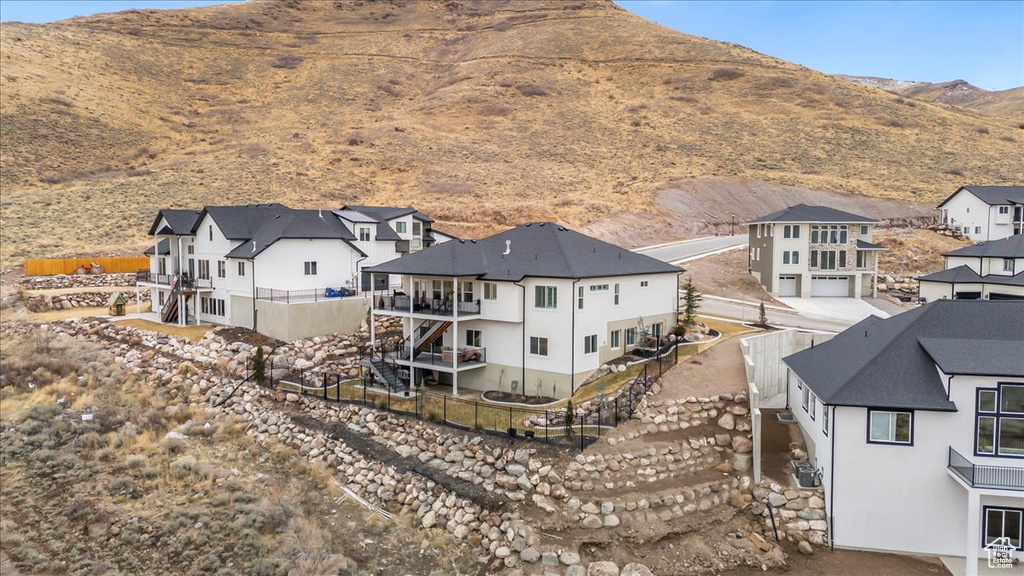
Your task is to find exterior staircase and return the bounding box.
[413,320,452,357]
[365,357,405,391]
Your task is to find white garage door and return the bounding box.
[811,276,849,297]
[778,276,798,297]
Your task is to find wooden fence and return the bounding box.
[24,257,150,276]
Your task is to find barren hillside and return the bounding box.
[1,0,1022,263]
[837,75,1024,120]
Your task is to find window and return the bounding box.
[589,284,609,292]
[584,334,598,354]
[640,280,648,288]
[756,225,761,239]
[610,330,620,349]
[359,227,371,241]
[839,251,847,268]
[529,336,548,356]
[783,250,799,264]
[784,225,792,238]
[650,322,663,338]
[158,258,166,275]
[304,261,317,276]
[158,292,165,307]
[792,225,800,239]
[201,297,225,316]
[755,248,760,260]
[802,386,810,412]
[999,206,1010,215]
[209,225,213,241]
[975,226,982,235]
[860,225,869,236]
[817,251,838,270]
[411,238,421,250]
[857,251,868,268]
[614,283,620,305]
[809,394,816,421]
[187,244,194,255]
[217,260,226,278]
[578,286,585,310]
[783,251,790,264]
[792,251,800,264]
[811,225,820,244]
[535,285,557,309]
[412,222,421,235]
[985,507,1022,550]
[465,330,481,347]
[977,384,1024,457]
[963,226,971,234]
[625,328,636,346]
[432,280,443,300]
[868,410,913,445]
[460,281,474,302]
[395,221,407,233]
[822,405,829,436]
[1004,259,1014,272]
[198,260,210,280]
[483,282,497,300]
[237,261,245,276]
[810,250,818,268]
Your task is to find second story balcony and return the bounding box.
[373,294,480,317]
[948,447,1024,491]
[136,270,213,291]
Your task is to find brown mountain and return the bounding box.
[1,0,1022,264]
[836,75,1024,120]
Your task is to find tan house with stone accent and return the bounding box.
[745,205,885,298]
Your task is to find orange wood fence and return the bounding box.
[24,257,150,276]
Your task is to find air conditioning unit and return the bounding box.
[798,467,818,488]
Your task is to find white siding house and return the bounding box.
[782,301,1024,576]
[918,234,1024,302]
[745,205,885,298]
[364,222,681,398]
[937,186,1024,242]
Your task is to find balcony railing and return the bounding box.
[136,270,212,290]
[387,346,486,369]
[948,447,1024,491]
[373,295,480,316]
[255,286,358,304]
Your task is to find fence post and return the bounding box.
[362,380,367,405]
[387,390,391,412]
[579,415,584,450]
[545,410,549,443]
[509,406,513,432]
[443,396,447,423]
[598,404,602,439]
[335,374,340,402]
[323,373,328,401]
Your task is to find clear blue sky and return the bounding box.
[1,1,1021,91]
[618,1,1024,91]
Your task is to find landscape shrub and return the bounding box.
[710,68,745,81]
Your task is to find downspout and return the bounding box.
[947,374,954,401]
[355,254,368,292]
[250,259,257,332]
[829,404,837,550]
[514,280,526,392]
[571,278,580,396]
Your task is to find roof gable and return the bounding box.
[943,234,1024,259]
[937,186,1024,208]
[745,204,878,225]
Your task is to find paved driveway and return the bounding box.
[777,297,892,323]
[636,235,747,264]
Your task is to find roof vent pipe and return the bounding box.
[319,209,322,217]
[252,241,256,253]
[503,240,511,256]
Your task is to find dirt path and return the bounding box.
[658,337,750,398]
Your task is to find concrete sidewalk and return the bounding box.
[777,297,892,323]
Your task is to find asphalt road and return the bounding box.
[636,235,748,264]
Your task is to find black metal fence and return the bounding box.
[250,339,681,450]
[948,446,1024,490]
[255,286,357,304]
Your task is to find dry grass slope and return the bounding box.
[1,0,1022,264]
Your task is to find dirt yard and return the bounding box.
[658,336,751,398]
[682,249,782,305]
[724,545,950,575]
[113,317,213,339]
[874,227,972,278]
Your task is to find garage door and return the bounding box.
[811,276,849,297]
[989,292,1024,300]
[778,276,798,297]
[954,291,981,300]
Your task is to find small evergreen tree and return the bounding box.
[758,302,769,327]
[252,347,267,384]
[682,277,702,326]
[564,400,575,439]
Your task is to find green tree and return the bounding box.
[252,346,266,384]
[758,302,769,327]
[564,400,575,439]
[682,277,702,326]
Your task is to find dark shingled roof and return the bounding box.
[917,265,1024,287]
[856,239,886,250]
[918,338,1024,377]
[745,204,878,225]
[143,238,171,256]
[937,186,1024,208]
[221,208,362,259]
[147,209,202,236]
[943,234,1024,259]
[367,222,681,281]
[341,205,435,223]
[783,300,1024,411]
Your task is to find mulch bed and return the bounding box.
[482,391,558,405]
[216,326,283,348]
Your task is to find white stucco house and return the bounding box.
[139,204,450,341]
[937,186,1024,242]
[745,205,885,298]
[782,300,1023,575]
[918,234,1024,302]
[363,222,682,398]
